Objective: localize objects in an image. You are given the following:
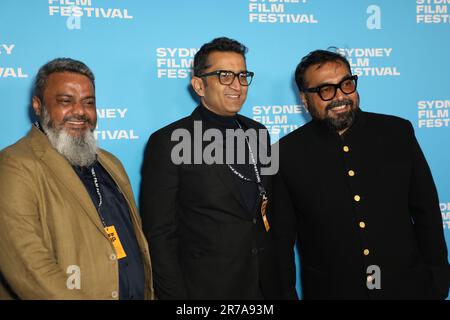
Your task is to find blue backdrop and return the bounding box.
[1,0,449,299]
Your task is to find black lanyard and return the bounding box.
[34,121,44,133]
[90,166,108,228]
[226,121,267,198]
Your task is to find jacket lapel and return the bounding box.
[28,127,107,237]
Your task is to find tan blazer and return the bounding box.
[0,126,154,300]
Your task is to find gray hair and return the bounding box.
[33,58,95,102]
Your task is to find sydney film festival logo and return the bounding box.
[337,48,400,77]
[252,104,308,136]
[416,0,450,23]
[47,0,134,30]
[0,44,29,79]
[441,202,450,229]
[248,0,318,24]
[156,48,198,79]
[417,99,450,129]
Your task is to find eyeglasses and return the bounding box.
[198,70,254,86]
[304,75,358,101]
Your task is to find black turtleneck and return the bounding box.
[199,104,239,129]
[199,105,259,214]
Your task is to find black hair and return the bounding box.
[193,37,248,76]
[295,49,351,91]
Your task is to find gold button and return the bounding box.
[354,195,361,202]
[359,222,366,229]
[343,146,350,152]
[363,249,370,256]
[348,170,355,177]
[111,291,119,299]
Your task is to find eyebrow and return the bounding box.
[222,69,248,73]
[316,74,353,87]
[55,94,95,100]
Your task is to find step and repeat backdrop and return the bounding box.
[1,0,449,298]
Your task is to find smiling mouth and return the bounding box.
[329,104,348,111]
[65,120,88,128]
[66,120,86,125]
[326,102,353,115]
[225,94,240,99]
[64,119,91,130]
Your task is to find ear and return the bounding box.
[191,77,205,97]
[300,92,309,111]
[32,96,42,116]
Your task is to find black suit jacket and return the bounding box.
[272,110,449,300]
[140,106,280,299]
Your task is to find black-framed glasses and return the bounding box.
[304,75,358,101]
[198,70,254,86]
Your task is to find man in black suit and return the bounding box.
[273,49,449,299]
[140,37,279,299]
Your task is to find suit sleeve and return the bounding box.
[140,132,188,299]
[0,155,91,299]
[406,122,450,299]
[270,141,299,300]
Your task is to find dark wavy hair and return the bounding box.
[295,49,351,92]
[193,37,248,76]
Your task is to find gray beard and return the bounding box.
[41,107,98,167]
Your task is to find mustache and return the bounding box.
[326,99,353,111]
[63,115,93,125]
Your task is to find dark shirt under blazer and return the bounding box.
[73,162,145,300]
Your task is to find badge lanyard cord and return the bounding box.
[90,166,108,228]
[91,166,128,258]
[227,121,270,231]
[227,121,267,201]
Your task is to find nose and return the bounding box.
[72,101,86,116]
[229,75,242,91]
[334,86,346,100]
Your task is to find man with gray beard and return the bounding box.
[272,49,449,299]
[0,58,154,300]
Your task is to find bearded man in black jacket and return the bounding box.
[273,49,449,300]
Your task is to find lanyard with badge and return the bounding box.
[227,121,270,232]
[91,166,127,259]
